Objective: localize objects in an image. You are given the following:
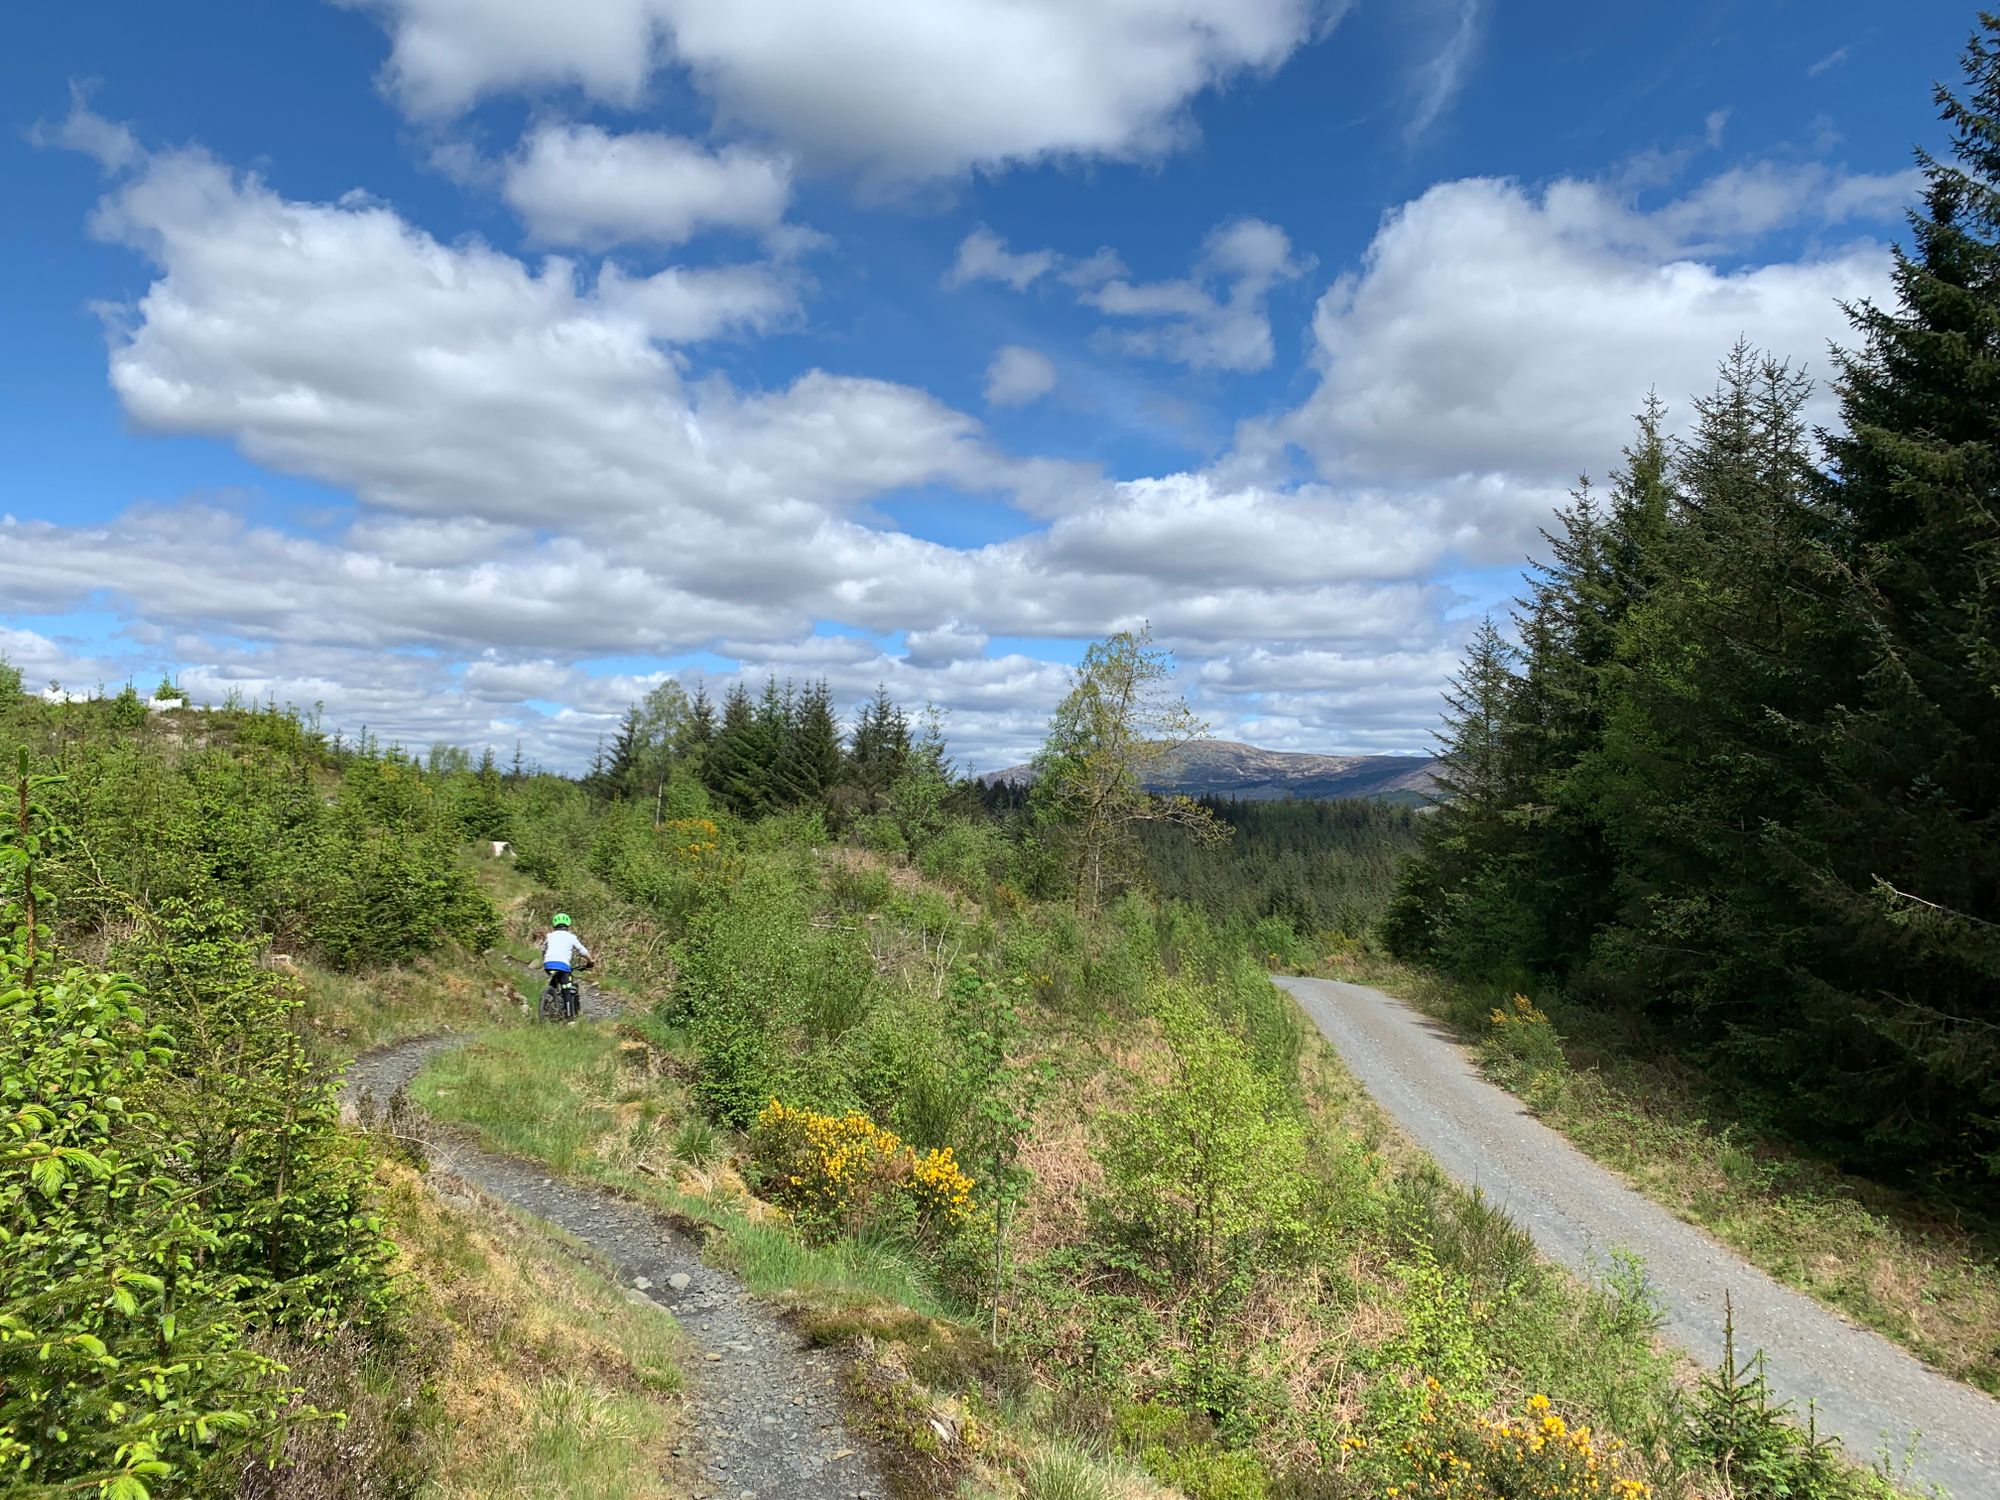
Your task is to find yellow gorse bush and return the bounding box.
[752,1099,974,1241]
[664,817,721,866]
[1489,993,1549,1029]
[1383,1386,1653,1500]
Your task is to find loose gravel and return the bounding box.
[1275,974,2000,1500]
[342,977,888,1500]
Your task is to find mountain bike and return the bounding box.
[539,958,591,1023]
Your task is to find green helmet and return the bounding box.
[553,913,573,928]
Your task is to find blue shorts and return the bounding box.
[544,961,572,973]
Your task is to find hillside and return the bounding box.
[980,737,1438,802]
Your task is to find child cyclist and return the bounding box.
[539,913,593,1021]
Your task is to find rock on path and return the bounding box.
[341,980,888,1500]
[1274,974,2000,1500]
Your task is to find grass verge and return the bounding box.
[388,1154,692,1499]
[237,1155,692,1499]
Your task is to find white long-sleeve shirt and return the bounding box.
[542,930,591,970]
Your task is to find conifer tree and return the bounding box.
[1382,618,1531,967]
[781,679,843,808]
[703,683,757,810]
[680,684,718,768]
[605,705,645,799]
[464,746,509,839]
[1585,350,1839,1061]
[847,684,910,813]
[1794,17,2000,1171]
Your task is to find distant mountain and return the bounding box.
[978,738,1438,804]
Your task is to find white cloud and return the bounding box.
[1808,45,1851,78]
[904,620,990,667]
[342,0,1341,178]
[18,117,1924,773]
[1086,219,1310,370]
[31,91,141,173]
[84,141,1016,529]
[1406,0,1486,142]
[503,121,793,247]
[956,218,1310,373]
[984,345,1056,407]
[1288,170,1901,543]
[945,227,1057,291]
[596,261,802,341]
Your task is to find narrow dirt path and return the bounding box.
[342,981,888,1500]
[1274,975,2000,1500]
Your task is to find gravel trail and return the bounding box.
[1274,974,2000,1499]
[342,979,888,1500]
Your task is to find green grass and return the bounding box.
[299,947,535,1062]
[1344,956,2000,1396]
[412,1024,623,1174]
[410,1019,953,1321]
[1020,1443,1118,1500]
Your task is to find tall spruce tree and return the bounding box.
[1382,618,1533,970]
[703,683,757,809]
[1578,352,1840,1062]
[681,684,719,769]
[605,705,645,800]
[1794,17,2000,1175]
[847,684,911,813]
[1511,402,1676,972]
[781,679,843,809]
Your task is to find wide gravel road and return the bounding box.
[1273,975,2000,1500]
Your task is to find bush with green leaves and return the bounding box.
[669,858,872,1126]
[1096,978,1325,1294]
[0,752,400,1496]
[0,949,302,1498]
[118,896,397,1328]
[8,705,496,971]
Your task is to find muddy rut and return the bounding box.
[341,981,888,1500]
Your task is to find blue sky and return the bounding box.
[0,0,1960,768]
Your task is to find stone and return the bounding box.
[668,1271,693,1292]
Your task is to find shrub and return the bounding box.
[1383,1387,1655,1499]
[1096,978,1322,1292]
[0,954,303,1495]
[118,896,397,1330]
[1482,993,1568,1090]
[1115,1402,1270,1500]
[669,863,817,1124]
[919,819,1010,897]
[751,1099,974,1244]
[1685,1305,1857,1499]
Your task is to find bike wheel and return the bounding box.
[540,983,560,1022]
